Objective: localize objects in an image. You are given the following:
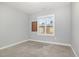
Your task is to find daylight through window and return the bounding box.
[37,15,55,36]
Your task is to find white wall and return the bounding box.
[72,2,79,56]
[29,3,72,44]
[0,3,29,47]
[0,2,73,50]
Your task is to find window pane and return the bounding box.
[37,15,55,36]
[46,26,53,34]
[46,16,53,25]
[38,26,45,34]
[37,17,46,26]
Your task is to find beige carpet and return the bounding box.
[0,41,75,57]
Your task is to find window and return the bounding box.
[37,15,55,36]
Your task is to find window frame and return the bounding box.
[37,14,55,36]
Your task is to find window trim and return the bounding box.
[37,14,55,36]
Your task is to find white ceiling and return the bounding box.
[5,2,71,14]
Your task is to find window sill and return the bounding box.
[37,33,55,36]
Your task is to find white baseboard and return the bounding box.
[29,39,79,56]
[0,40,29,50]
[29,39,78,57]
[0,39,71,50]
[29,39,71,47]
[0,39,77,57]
[70,46,78,57]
